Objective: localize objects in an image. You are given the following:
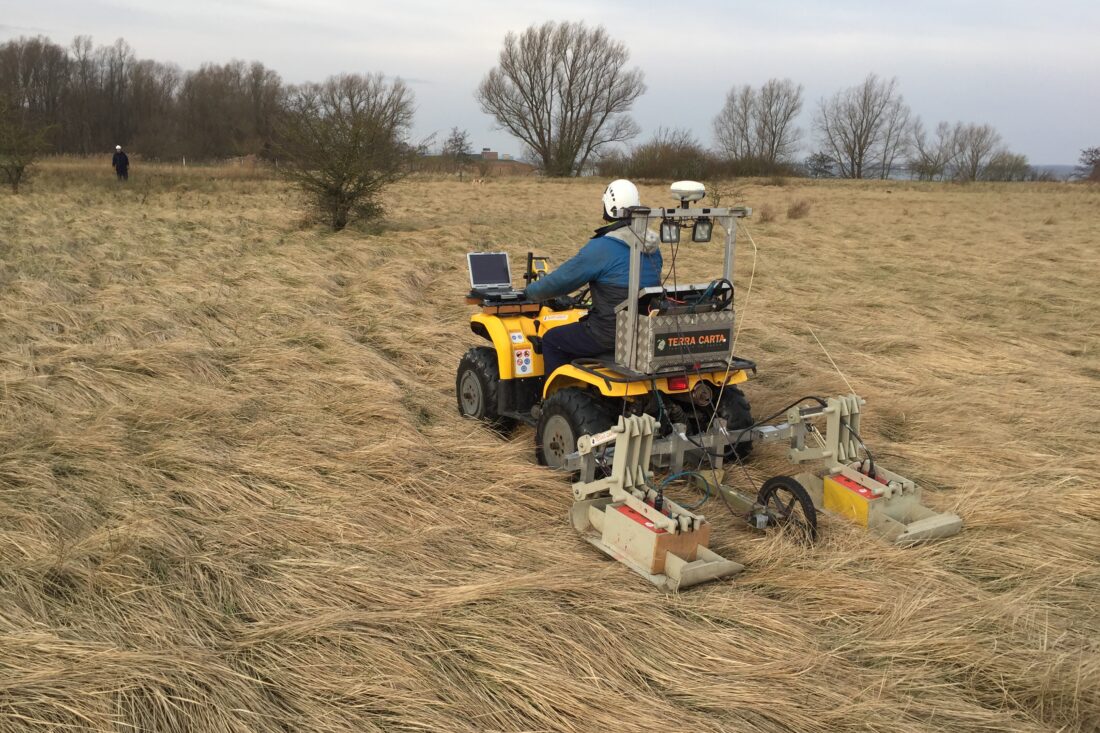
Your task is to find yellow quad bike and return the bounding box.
[457,181,962,591]
[456,182,757,474]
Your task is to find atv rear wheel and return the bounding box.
[456,346,516,432]
[535,388,615,468]
[714,385,754,461]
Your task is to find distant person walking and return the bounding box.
[112,145,129,181]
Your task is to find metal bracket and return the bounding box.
[569,414,743,591]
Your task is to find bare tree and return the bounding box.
[804,151,835,178]
[246,61,284,160]
[276,73,416,231]
[1078,147,1100,182]
[0,36,70,127]
[909,119,957,180]
[953,122,1002,182]
[814,74,912,179]
[713,85,755,160]
[98,39,135,146]
[67,36,98,154]
[874,97,911,179]
[714,78,803,166]
[441,126,472,175]
[128,59,180,157]
[755,78,804,163]
[0,34,291,160]
[476,21,644,177]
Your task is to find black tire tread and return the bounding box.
[715,385,754,460]
[456,346,516,432]
[757,475,818,542]
[535,388,615,466]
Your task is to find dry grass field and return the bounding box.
[1,160,1098,732]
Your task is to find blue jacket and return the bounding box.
[526,229,662,348]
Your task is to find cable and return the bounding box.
[648,216,816,519]
[722,395,827,453]
[661,236,680,287]
[706,395,829,518]
[659,471,712,510]
[808,325,857,396]
[731,221,758,354]
[664,275,728,504]
[686,278,734,314]
[704,220,759,434]
[656,216,763,517]
[843,423,876,477]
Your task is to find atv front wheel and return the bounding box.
[456,347,516,432]
[535,388,615,468]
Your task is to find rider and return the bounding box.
[524,179,662,376]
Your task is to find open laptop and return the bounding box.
[467,252,522,300]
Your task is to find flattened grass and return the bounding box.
[1,163,1098,731]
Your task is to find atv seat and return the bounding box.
[568,353,616,370]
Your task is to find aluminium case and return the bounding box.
[615,306,736,374]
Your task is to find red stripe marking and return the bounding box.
[833,474,881,500]
[615,504,667,534]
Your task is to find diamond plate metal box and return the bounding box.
[615,308,736,373]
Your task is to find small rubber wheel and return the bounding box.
[756,475,818,542]
[535,388,615,468]
[715,385,754,461]
[456,346,515,432]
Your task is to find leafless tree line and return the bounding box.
[0,34,422,233]
[908,119,1033,181]
[2,27,1070,184]
[809,74,1032,181]
[0,35,283,160]
[713,73,1035,181]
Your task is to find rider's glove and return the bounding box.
[546,295,575,311]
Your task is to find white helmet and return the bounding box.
[602,179,640,219]
[115,145,122,151]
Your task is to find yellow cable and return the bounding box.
[731,221,758,354]
[706,220,758,432]
[807,325,857,395]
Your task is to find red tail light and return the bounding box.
[667,376,689,391]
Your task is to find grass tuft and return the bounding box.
[787,198,812,219]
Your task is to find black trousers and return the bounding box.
[116,169,128,180]
[541,322,607,376]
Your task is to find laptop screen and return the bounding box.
[467,252,512,289]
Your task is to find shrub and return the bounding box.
[0,98,53,193]
[757,203,777,223]
[1076,146,1099,182]
[786,198,811,220]
[596,141,804,182]
[277,74,418,231]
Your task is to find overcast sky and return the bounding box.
[3,0,1098,164]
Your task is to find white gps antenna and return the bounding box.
[670,180,706,209]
